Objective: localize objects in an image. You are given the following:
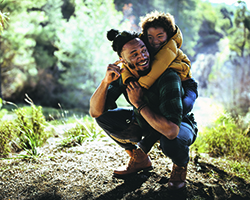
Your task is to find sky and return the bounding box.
[206,0,250,9]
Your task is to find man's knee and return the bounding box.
[95,112,109,129]
[160,137,184,158]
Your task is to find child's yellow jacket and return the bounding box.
[121,26,191,89]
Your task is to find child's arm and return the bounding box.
[169,49,191,80]
[138,39,178,89]
[120,27,191,88]
[120,63,140,85]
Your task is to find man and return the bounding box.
[89,29,197,190]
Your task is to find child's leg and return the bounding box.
[183,89,197,115]
[182,79,198,116]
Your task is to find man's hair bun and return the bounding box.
[107,29,140,56]
[107,29,119,41]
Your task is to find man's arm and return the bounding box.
[126,81,179,140]
[89,62,124,118]
[141,106,179,140]
[127,69,183,140]
[89,80,110,118]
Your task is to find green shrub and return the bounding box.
[192,112,250,181]
[14,105,51,155]
[0,120,17,157]
[193,113,250,160]
[60,116,105,148]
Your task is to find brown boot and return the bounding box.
[168,163,188,190]
[113,148,153,178]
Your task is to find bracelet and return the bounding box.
[137,103,147,114]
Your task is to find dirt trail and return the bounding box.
[0,138,249,200]
[0,98,249,199]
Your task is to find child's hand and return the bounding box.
[126,81,144,108]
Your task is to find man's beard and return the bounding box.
[128,63,151,77]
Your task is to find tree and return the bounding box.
[115,0,202,57]
[53,0,124,109]
[0,0,124,109]
[153,0,201,57]
[200,1,250,115]
[228,0,250,57]
[0,10,8,32]
[0,0,52,103]
[0,8,9,99]
[227,0,250,114]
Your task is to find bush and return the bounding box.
[14,104,51,155]
[193,113,250,160]
[0,120,17,157]
[60,116,105,148]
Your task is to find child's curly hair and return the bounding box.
[140,11,176,40]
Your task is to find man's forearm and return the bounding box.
[138,104,179,140]
[89,80,110,118]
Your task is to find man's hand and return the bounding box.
[126,81,144,108]
[103,61,125,84]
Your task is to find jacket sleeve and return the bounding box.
[138,39,177,89]
[120,26,191,89]
[120,63,140,85]
[169,49,192,80]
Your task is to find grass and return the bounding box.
[59,116,106,148]
[0,97,103,159]
[192,112,250,182]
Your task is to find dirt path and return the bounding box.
[0,138,249,200]
[0,97,249,199]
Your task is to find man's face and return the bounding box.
[121,38,151,76]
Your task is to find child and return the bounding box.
[121,11,198,116]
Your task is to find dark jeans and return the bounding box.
[182,78,198,115]
[96,108,196,167]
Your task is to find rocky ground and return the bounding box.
[0,136,249,200]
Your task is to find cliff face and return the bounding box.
[191,19,223,96]
[190,25,250,114]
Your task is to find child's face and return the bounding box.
[147,27,168,51]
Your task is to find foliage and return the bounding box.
[115,0,201,57]
[59,116,105,148]
[194,2,228,49]
[0,0,249,116]
[0,108,7,119]
[224,1,250,115]
[0,9,9,33]
[193,112,250,160]
[192,111,250,181]
[14,102,51,156]
[164,0,200,57]
[194,1,250,116]
[0,0,53,102]
[0,0,123,109]
[228,1,250,57]
[0,101,104,157]
[226,159,250,180]
[54,0,123,108]
[0,120,16,157]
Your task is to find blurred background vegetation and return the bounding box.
[0,0,249,115]
[0,0,250,180]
